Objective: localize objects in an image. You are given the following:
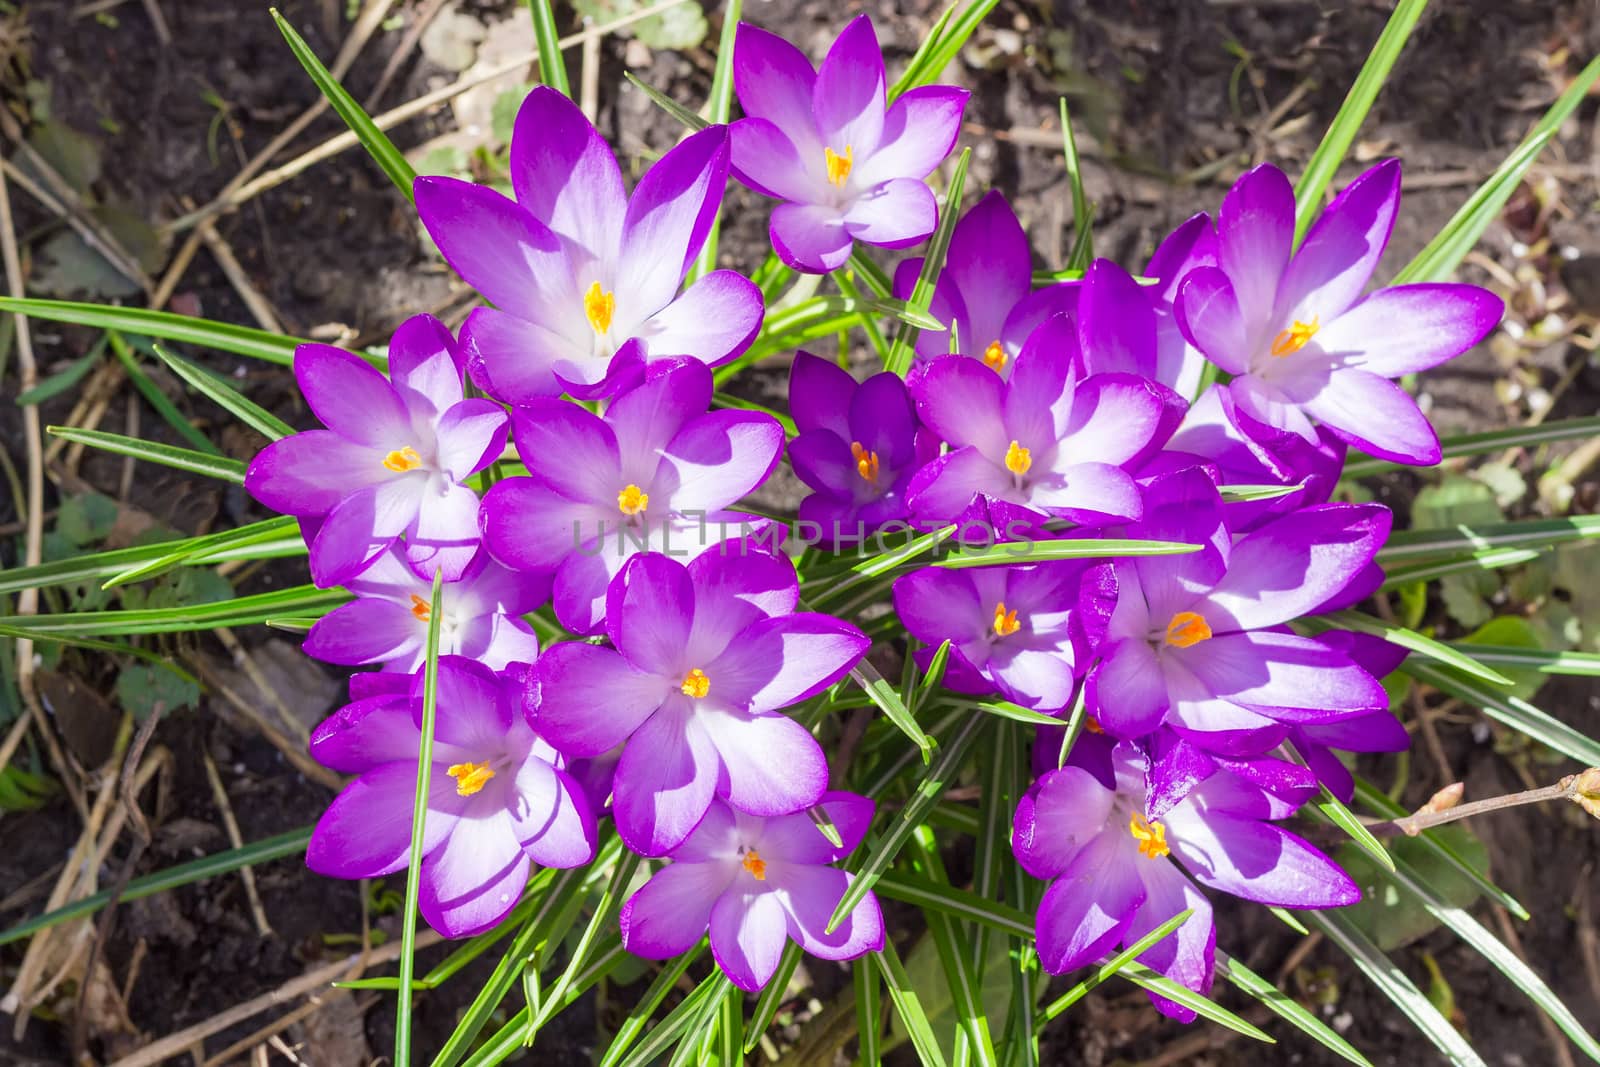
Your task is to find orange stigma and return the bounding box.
[447,761,495,797]
[824,145,853,187]
[584,281,615,334]
[982,340,1008,372]
[1269,316,1320,357]
[408,594,431,622]
[741,848,767,880]
[1084,715,1104,735]
[617,484,649,516]
[383,446,422,473]
[1164,611,1213,648]
[850,441,881,485]
[680,668,710,699]
[1129,813,1170,859]
[992,602,1021,637]
[1004,440,1032,476]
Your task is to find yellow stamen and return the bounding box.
[982,340,1008,372]
[1084,715,1104,735]
[680,668,710,699]
[1164,611,1213,649]
[992,602,1021,637]
[741,848,767,880]
[850,441,881,485]
[409,594,431,622]
[617,484,649,516]
[1269,316,1320,357]
[1004,440,1032,476]
[584,280,616,334]
[447,761,496,797]
[1129,812,1170,859]
[383,446,422,473]
[824,145,853,187]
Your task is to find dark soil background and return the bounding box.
[1,0,1599,1064]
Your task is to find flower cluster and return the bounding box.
[242,15,1501,1008]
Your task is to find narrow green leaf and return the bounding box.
[1216,952,1373,1067]
[1303,778,1395,873]
[614,973,731,1067]
[1121,963,1276,1043]
[1035,910,1196,1027]
[602,945,705,1067]
[933,537,1199,570]
[1445,644,1600,676]
[527,0,571,97]
[687,0,741,284]
[0,623,203,679]
[741,941,801,1054]
[912,640,953,715]
[852,660,936,764]
[1220,483,1304,503]
[1307,909,1485,1066]
[1396,53,1600,284]
[1405,659,1600,766]
[1293,0,1427,243]
[942,698,1064,728]
[103,516,302,589]
[857,952,883,1066]
[624,70,711,131]
[1378,515,1600,563]
[528,853,641,1036]
[1308,611,1511,687]
[110,332,224,456]
[846,248,895,300]
[5,584,348,637]
[874,874,1034,939]
[0,297,303,364]
[418,872,557,988]
[715,983,743,1067]
[1058,98,1092,268]
[272,9,418,201]
[885,148,972,375]
[16,337,104,405]
[1379,548,1544,590]
[46,425,246,484]
[888,0,1001,100]
[874,942,950,1067]
[0,517,296,595]
[151,342,294,440]
[1344,415,1600,478]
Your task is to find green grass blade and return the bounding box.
[1379,548,1544,590]
[1404,659,1600,765]
[46,426,246,484]
[614,974,732,1067]
[687,0,742,284]
[528,0,571,97]
[1292,0,1427,244]
[0,624,203,679]
[1215,952,1374,1067]
[528,852,640,1036]
[0,517,295,595]
[1121,963,1274,1042]
[741,941,802,1054]
[4,584,348,637]
[601,945,705,1067]
[873,874,1034,939]
[1446,644,1600,676]
[103,517,303,589]
[15,336,105,405]
[846,249,894,300]
[150,342,294,440]
[1304,781,1395,872]
[272,8,417,201]
[395,570,445,1067]
[933,538,1199,569]
[715,983,743,1067]
[889,0,1001,100]
[1058,99,1092,268]
[1343,415,1600,478]
[1378,515,1600,563]
[109,332,224,456]
[857,951,883,1065]
[874,941,950,1067]
[625,71,711,130]
[942,698,1065,728]
[1307,909,1485,1066]
[1034,910,1195,1028]
[851,660,937,764]
[0,297,302,364]
[1396,53,1600,284]
[885,148,971,375]
[1308,611,1511,687]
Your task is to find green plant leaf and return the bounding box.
[1215,952,1373,1067]
[884,148,971,375]
[1338,827,1490,950]
[932,537,1200,570]
[874,941,950,1067]
[1404,659,1600,766]
[15,337,105,405]
[889,0,1001,101]
[46,426,247,484]
[0,298,302,364]
[852,660,936,763]
[1034,910,1196,1028]
[150,342,294,440]
[1344,415,1600,478]
[4,584,348,637]
[528,0,571,96]
[1306,611,1511,687]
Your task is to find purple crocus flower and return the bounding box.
[890,191,1076,374]
[892,561,1097,711]
[788,352,934,544]
[1088,468,1392,755]
[906,319,1183,530]
[531,549,869,855]
[1014,734,1358,1019]
[245,315,507,588]
[415,88,763,401]
[620,794,884,991]
[479,361,783,635]
[306,656,595,938]
[303,546,547,673]
[1176,161,1503,463]
[1286,631,1410,802]
[729,16,968,273]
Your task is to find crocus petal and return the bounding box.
[1035,831,1147,975]
[1176,267,1250,375]
[1300,369,1441,464]
[1166,810,1359,907]
[309,695,421,773]
[812,15,885,159]
[304,599,423,666]
[426,657,512,751]
[1062,373,1177,467]
[700,707,829,816]
[1012,766,1115,879]
[1034,462,1143,526]
[770,202,852,273]
[729,117,818,202]
[1129,861,1215,1022]
[708,613,869,713]
[479,478,608,575]
[789,351,857,437]
[1275,160,1398,324]
[387,315,466,403]
[459,307,573,405]
[661,411,786,513]
[912,356,1009,454]
[760,791,876,863]
[509,86,626,262]
[892,567,986,647]
[637,270,764,366]
[435,400,510,483]
[306,762,459,879]
[1312,283,1503,377]
[1179,631,1387,720]
[294,344,412,447]
[1086,639,1170,738]
[905,448,1010,525]
[419,812,528,937]
[606,551,696,676]
[510,759,597,868]
[935,191,1030,347]
[245,432,387,517]
[710,890,789,992]
[1217,163,1295,344]
[683,548,800,663]
[621,861,732,957]
[990,644,1078,710]
[532,643,666,757]
[613,703,719,855]
[1078,259,1158,378]
[841,178,936,248]
[733,23,821,150]
[855,85,967,186]
[310,479,418,587]
[771,863,884,960]
[615,125,729,316]
[405,480,483,583]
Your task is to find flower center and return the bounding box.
[383,446,422,473]
[740,848,767,881]
[992,601,1021,637]
[1129,812,1170,859]
[584,280,615,335]
[824,145,853,187]
[1269,316,1319,357]
[1004,440,1032,476]
[850,441,880,485]
[680,668,710,699]
[982,340,1007,372]
[409,594,431,622]
[447,760,496,797]
[617,484,649,516]
[1164,611,1213,648]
